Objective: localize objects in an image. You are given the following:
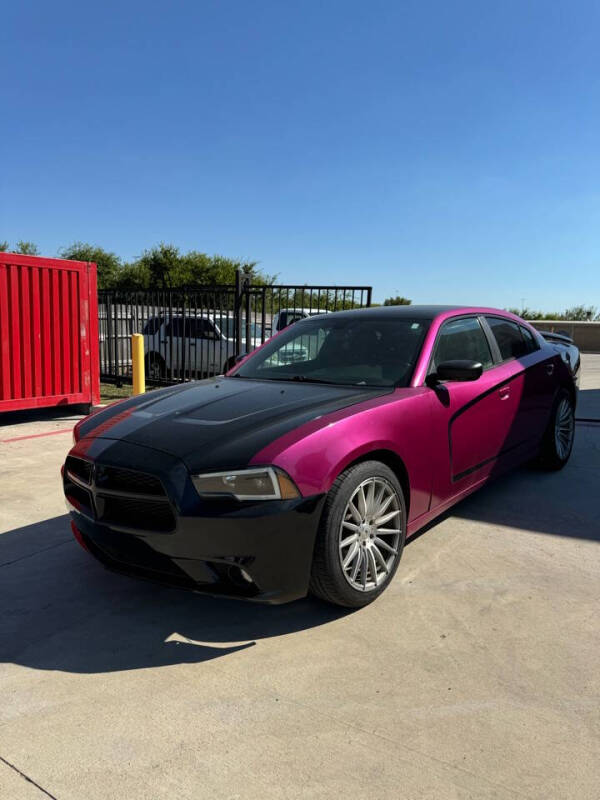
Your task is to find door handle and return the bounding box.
[546,363,554,375]
[498,386,511,400]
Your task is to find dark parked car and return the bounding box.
[64,306,579,608]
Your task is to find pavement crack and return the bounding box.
[0,755,59,799]
[0,539,72,569]
[278,696,534,800]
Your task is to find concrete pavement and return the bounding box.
[1,357,599,799]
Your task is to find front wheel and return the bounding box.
[310,461,406,608]
[537,389,575,470]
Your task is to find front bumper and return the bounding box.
[64,439,325,604]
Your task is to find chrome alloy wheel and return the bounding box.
[554,397,574,460]
[338,477,402,592]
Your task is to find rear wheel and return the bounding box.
[310,461,406,608]
[537,389,575,470]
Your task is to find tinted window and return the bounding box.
[143,317,163,335]
[276,311,307,331]
[236,316,429,387]
[486,317,530,360]
[165,318,182,337]
[519,325,539,354]
[432,317,493,370]
[164,318,218,338]
[186,318,217,339]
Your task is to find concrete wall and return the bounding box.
[531,320,600,353]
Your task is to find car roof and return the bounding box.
[325,305,517,321]
[325,304,463,320]
[277,308,330,315]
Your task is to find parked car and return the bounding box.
[270,307,330,334]
[143,314,262,380]
[64,306,579,608]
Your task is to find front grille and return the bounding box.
[96,495,176,532]
[65,456,93,484]
[95,465,165,496]
[64,457,175,534]
[64,482,94,518]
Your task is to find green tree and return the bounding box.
[130,243,183,290]
[507,305,599,321]
[383,295,411,306]
[60,242,122,289]
[15,241,40,255]
[179,251,267,286]
[561,305,597,321]
[0,241,8,252]
[116,243,271,290]
[113,260,152,290]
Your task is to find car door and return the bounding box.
[483,316,555,451]
[192,318,221,376]
[426,315,522,507]
[162,317,183,377]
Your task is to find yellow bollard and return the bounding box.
[132,333,146,395]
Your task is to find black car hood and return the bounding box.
[78,378,391,472]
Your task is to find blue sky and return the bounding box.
[1,0,598,308]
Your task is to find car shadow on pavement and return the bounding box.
[0,515,352,674]
[575,387,600,421]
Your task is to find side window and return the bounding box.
[143,317,163,335]
[485,317,529,360]
[519,325,539,355]
[184,319,218,339]
[197,319,218,340]
[432,317,493,371]
[164,318,183,337]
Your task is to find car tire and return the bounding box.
[536,388,575,470]
[145,352,166,382]
[310,461,407,608]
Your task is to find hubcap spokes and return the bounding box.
[339,477,401,592]
[555,399,574,460]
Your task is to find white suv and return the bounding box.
[270,308,330,335]
[143,315,262,380]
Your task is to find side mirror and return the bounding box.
[427,360,483,385]
[223,353,248,374]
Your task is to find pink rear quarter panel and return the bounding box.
[250,389,434,525]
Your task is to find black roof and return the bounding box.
[330,304,465,320]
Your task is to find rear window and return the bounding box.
[485,317,531,360]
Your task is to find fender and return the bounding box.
[251,387,433,525]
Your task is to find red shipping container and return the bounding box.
[0,253,100,413]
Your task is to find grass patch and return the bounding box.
[100,382,133,403]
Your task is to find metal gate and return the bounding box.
[99,274,372,385]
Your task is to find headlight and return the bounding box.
[192,467,300,501]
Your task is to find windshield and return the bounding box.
[235,315,429,387]
[217,318,263,340]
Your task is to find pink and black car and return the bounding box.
[64,306,579,608]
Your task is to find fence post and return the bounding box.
[244,277,251,351]
[131,333,145,395]
[366,287,373,307]
[260,286,267,344]
[234,269,243,357]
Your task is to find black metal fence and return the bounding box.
[99,275,372,385]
